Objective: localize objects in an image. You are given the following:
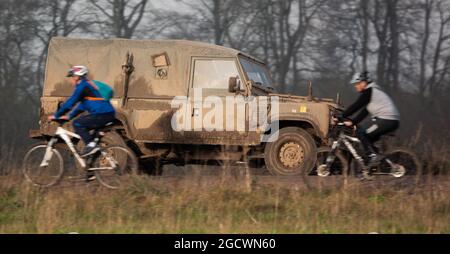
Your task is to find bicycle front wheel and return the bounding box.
[93,145,139,189]
[303,147,350,191]
[22,143,64,187]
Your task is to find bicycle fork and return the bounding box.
[40,138,57,167]
[325,141,339,168]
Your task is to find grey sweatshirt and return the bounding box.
[342,83,400,124]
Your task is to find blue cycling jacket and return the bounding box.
[54,79,115,119]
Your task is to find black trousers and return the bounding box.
[73,112,116,144]
[356,117,399,155]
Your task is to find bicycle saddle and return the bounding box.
[93,122,116,135]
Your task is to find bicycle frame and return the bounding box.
[328,130,365,169]
[40,126,87,168]
[327,124,396,171]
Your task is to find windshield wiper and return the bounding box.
[252,82,274,93]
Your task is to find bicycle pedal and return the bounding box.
[85,173,97,182]
[371,172,389,175]
[362,171,374,181]
[86,176,96,182]
[81,147,100,158]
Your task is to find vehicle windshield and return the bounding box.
[239,57,273,88]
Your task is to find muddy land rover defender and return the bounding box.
[31,37,340,176]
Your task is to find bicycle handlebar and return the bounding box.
[329,118,357,139]
[50,118,70,126]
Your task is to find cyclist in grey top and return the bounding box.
[336,71,400,166]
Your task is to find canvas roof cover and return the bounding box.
[43,37,253,98]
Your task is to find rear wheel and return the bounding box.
[264,127,317,176]
[303,147,350,191]
[375,147,423,190]
[93,145,139,189]
[76,131,127,169]
[22,143,64,187]
[348,147,423,191]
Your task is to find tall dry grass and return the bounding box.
[1,123,448,234]
[0,171,448,234]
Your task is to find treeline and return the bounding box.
[1,0,449,171]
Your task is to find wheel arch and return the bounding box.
[269,116,326,146]
[113,110,135,139]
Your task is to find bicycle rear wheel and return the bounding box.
[303,147,350,191]
[93,145,139,189]
[22,143,64,187]
[377,147,423,190]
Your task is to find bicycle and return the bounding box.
[303,121,422,191]
[22,119,138,189]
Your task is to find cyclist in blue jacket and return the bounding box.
[48,66,115,157]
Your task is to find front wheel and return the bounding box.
[22,143,65,187]
[93,145,139,189]
[303,147,350,191]
[264,127,317,176]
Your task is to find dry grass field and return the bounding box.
[0,165,448,234]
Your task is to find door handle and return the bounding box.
[192,108,200,117]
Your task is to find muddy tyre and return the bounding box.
[264,127,317,176]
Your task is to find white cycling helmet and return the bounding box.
[350,71,372,85]
[66,65,88,77]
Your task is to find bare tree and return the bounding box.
[359,0,370,71]
[369,0,392,89]
[418,0,433,99]
[253,0,325,91]
[205,0,239,45]
[306,1,362,77]
[415,0,450,101]
[173,0,243,45]
[0,0,41,163]
[428,1,450,98]
[89,0,149,38]
[0,0,40,106]
[386,0,400,91]
[33,0,91,94]
[223,1,261,54]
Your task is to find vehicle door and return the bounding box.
[185,57,260,145]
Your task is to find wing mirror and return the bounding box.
[228,76,242,93]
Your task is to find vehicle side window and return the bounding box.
[193,59,240,89]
